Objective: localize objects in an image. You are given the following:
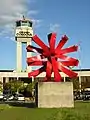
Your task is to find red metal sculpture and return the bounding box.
[27,33,79,82]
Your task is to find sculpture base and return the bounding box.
[36,82,74,108]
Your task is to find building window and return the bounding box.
[3,77,6,83]
[16,21,21,27]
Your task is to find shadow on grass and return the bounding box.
[0,101,36,108]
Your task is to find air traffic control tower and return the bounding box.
[15,17,33,72]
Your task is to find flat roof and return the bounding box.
[0,70,14,72]
[73,69,90,71]
[0,69,90,72]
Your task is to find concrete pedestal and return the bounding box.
[36,82,74,108]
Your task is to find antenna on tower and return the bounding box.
[23,15,25,20]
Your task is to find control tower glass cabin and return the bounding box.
[15,19,33,42]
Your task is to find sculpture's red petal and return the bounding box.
[48,33,56,54]
[55,35,68,52]
[60,60,79,66]
[27,55,47,66]
[55,54,78,62]
[28,66,45,77]
[56,45,78,55]
[26,45,43,54]
[46,61,52,81]
[51,57,62,82]
[28,61,47,66]
[58,63,78,78]
[32,35,50,56]
[27,55,45,62]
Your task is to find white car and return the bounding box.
[16,94,25,101]
[8,95,14,100]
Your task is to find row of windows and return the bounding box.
[16,21,32,27]
[3,77,90,83]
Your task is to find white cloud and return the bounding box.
[49,23,60,33]
[0,0,41,41]
[0,0,27,26]
[32,19,42,29]
[27,10,39,16]
[0,0,28,40]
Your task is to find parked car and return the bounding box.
[82,91,90,100]
[8,95,14,101]
[3,94,14,101]
[73,91,82,100]
[18,94,24,101]
[14,94,25,101]
[74,90,90,101]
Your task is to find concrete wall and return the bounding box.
[38,82,74,108]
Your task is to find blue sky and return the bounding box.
[0,0,90,70]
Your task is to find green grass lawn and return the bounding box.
[0,101,90,120]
